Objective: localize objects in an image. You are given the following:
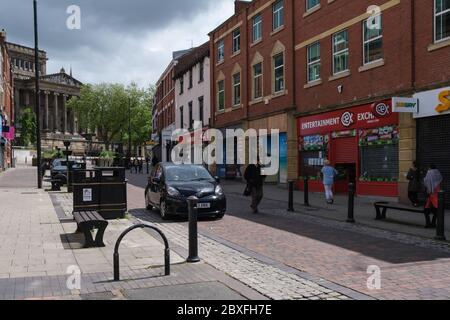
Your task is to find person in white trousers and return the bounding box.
[321,160,338,204]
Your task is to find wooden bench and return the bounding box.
[73,211,108,248]
[374,201,426,225]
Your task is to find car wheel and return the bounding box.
[215,212,225,220]
[160,200,170,220]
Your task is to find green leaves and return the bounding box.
[18,108,37,147]
[67,83,154,149]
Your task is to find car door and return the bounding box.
[149,165,163,205]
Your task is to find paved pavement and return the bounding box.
[0,167,351,300]
[126,171,450,300]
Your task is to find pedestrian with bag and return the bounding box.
[423,164,443,228]
[407,161,421,207]
[321,160,338,205]
[244,159,265,214]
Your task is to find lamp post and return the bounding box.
[34,0,42,189]
[127,97,131,168]
[63,140,72,192]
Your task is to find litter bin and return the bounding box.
[72,169,101,213]
[96,167,127,220]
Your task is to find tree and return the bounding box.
[67,83,154,150]
[18,108,37,147]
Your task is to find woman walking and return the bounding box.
[321,160,338,205]
[423,164,443,228]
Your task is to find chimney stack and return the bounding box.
[234,0,249,14]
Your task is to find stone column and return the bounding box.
[44,91,49,130]
[398,113,417,204]
[53,93,59,132]
[62,94,68,133]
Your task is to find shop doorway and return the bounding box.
[334,163,357,193]
[332,135,358,193]
[417,114,450,209]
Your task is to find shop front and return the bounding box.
[297,100,399,197]
[414,86,450,208]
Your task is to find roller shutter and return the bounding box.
[333,136,358,164]
[417,114,450,208]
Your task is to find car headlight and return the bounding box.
[215,185,224,196]
[167,186,181,197]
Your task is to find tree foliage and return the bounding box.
[18,107,37,147]
[67,83,154,150]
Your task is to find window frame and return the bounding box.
[252,14,263,43]
[273,0,284,31]
[252,61,264,100]
[232,28,241,53]
[179,78,184,95]
[188,69,193,89]
[306,0,320,12]
[434,0,450,43]
[199,60,204,82]
[232,72,241,106]
[217,39,225,63]
[198,96,204,126]
[180,106,184,129]
[307,42,321,83]
[332,30,349,75]
[362,14,383,65]
[273,52,285,93]
[188,101,193,130]
[217,79,225,111]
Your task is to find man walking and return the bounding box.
[321,160,338,204]
[244,159,265,214]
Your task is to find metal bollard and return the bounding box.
[288,180,294,212]
[304,177,310,207]
[435,191,446,241]
[187,196,200,263]
[347,183,356,223]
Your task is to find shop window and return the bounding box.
[359,126,399,182]
[299,134,329,181]
[435,0,450,42]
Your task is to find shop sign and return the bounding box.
[392,97,418,113]
[413,87,450,119]
[298,101,397,136]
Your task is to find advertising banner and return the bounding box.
[298,100,398,136]
[413,87,450,119]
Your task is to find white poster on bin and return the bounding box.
[83,188,92,202]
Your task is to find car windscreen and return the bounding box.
[165,166,213,182]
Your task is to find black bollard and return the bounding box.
[347,183,356,223]
[187,196,200,263]
[113,251,120,281]
[288,180,294,212]
[435,191,446,241]
[304,177,310,207]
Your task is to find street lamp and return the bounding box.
[63,140,72,192]
[34,0,42,189]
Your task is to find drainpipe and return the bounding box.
[410,0,416,91]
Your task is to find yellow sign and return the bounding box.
[436,90,450,113]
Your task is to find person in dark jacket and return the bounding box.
[152,154,159,167]
[407,161,421,207]
[244,160,265,214]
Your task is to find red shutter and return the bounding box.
[333,137,358,163]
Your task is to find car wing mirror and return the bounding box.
[214,176,220,183]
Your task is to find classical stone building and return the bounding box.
[6,42,86,154]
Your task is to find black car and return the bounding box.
[145,163,226,220]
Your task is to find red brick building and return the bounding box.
[152,50,191,162]
[209,0,298,183]
[294,0,450,202]
[0,30,14,171]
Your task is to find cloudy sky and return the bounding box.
[0,0,235,88]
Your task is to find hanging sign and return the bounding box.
[392,97,418,113]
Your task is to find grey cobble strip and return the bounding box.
[130,209,352,300]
